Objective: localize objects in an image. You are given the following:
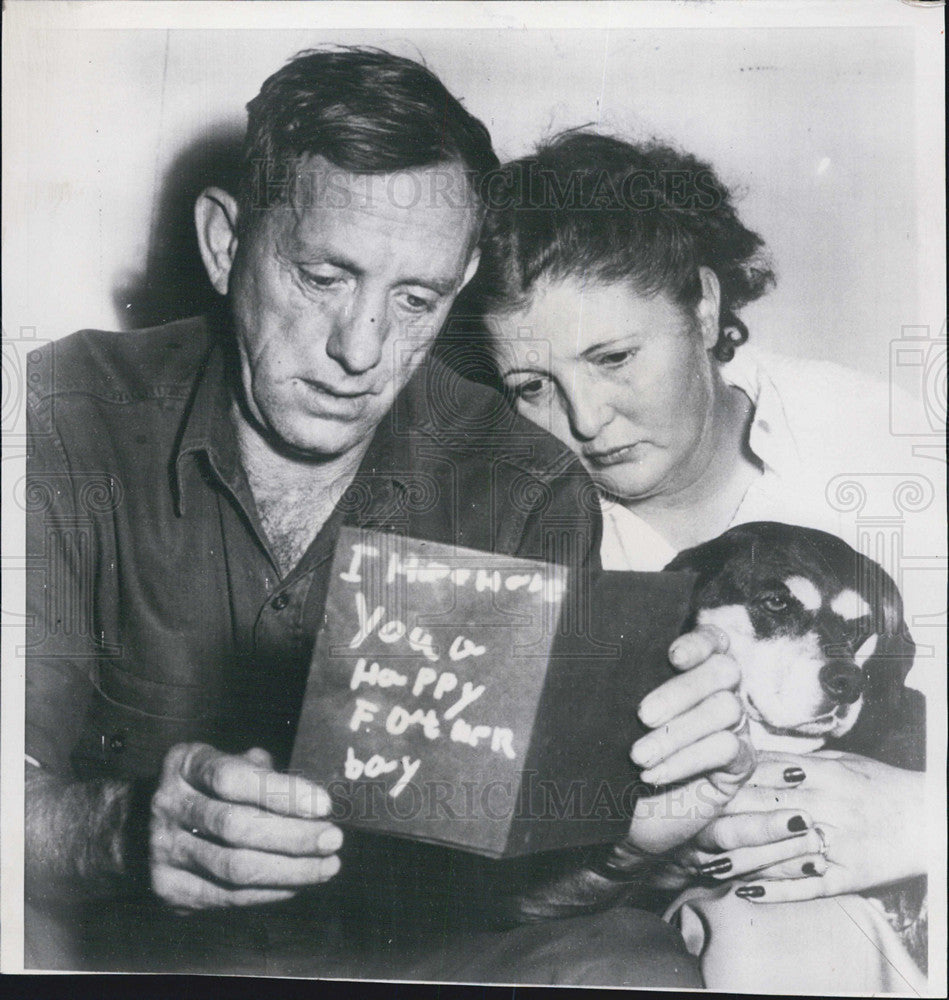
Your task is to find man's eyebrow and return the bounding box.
[500,367,547,379]
[286,245,363,276]
[410,276,457,296]
[286,245,457,296]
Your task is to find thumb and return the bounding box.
[668,624,731,672]
[629,775,737,854]
[242,746,274,769]
[713,716,756,783]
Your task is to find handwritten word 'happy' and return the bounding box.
[349,658,486,715]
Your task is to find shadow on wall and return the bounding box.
[113,125,244,331]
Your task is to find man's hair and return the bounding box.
[238,46,498,222]
[463,130,775,361]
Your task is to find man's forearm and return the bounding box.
[25,767,147,898]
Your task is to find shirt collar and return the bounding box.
[720,348,802,478]
[173,341,246,515]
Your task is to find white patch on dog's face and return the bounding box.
[831,588,870,622]
[696,605,863,744]
[854,633,878,668]
[784,576,821,612]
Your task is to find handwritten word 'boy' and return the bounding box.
[344,747,420,799]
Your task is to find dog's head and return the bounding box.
[666,522,914,750]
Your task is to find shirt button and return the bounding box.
[109,733,125,753]
[271,593,290,611]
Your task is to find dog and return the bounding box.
[664,521,922,766]
[505,522,926,966]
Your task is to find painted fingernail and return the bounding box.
[802,862,818,876]
[783,767,806,784]
[787,815,808,833]
[735,885,765,899]
[699,858,733,876]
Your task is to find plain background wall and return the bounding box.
[2,23,929,382]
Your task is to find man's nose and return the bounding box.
[818,660,864,704]
[326,291,387,375]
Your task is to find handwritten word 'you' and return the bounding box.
[349,593,486,664]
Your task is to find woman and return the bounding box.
[451,131,930,992]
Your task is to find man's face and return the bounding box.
[225,158,480,458]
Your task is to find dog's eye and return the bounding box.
[759,594,789,613]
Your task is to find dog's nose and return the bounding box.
[819,660,864,704]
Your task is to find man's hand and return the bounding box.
[150,743,343,910]
[625,626,756,854]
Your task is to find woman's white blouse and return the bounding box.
[598,348,945,697]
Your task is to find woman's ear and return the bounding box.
[696,266,722,351]
[194,187,240,296]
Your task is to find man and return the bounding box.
[25,47,749,982]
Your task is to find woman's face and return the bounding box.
[490,275,721,502]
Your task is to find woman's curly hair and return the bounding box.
[457,130,775,363]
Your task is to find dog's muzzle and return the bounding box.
[818,659,864,704]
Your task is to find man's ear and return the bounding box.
[195,187,240,296]
[696,266,722,351]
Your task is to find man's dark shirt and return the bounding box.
[25,316,603,952]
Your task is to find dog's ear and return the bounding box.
[852,550,916,686]
[664,521,796,578]
[664,524,769,610]
[665,535,733,616]
[837,547,923,767]
[833,551,923,768]
[664,530,744,579]
[836,626,923,770]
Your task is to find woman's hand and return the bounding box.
[625,626,757,854]
[698,750,926,902]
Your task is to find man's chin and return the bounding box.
[282,433,364,461]
[264,416,371,462]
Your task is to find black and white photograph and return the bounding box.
[2,1,946,993]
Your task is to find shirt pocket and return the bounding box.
[70,677,221,780]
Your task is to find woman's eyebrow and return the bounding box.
[500,366,547,378]
[579,334,637,357]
